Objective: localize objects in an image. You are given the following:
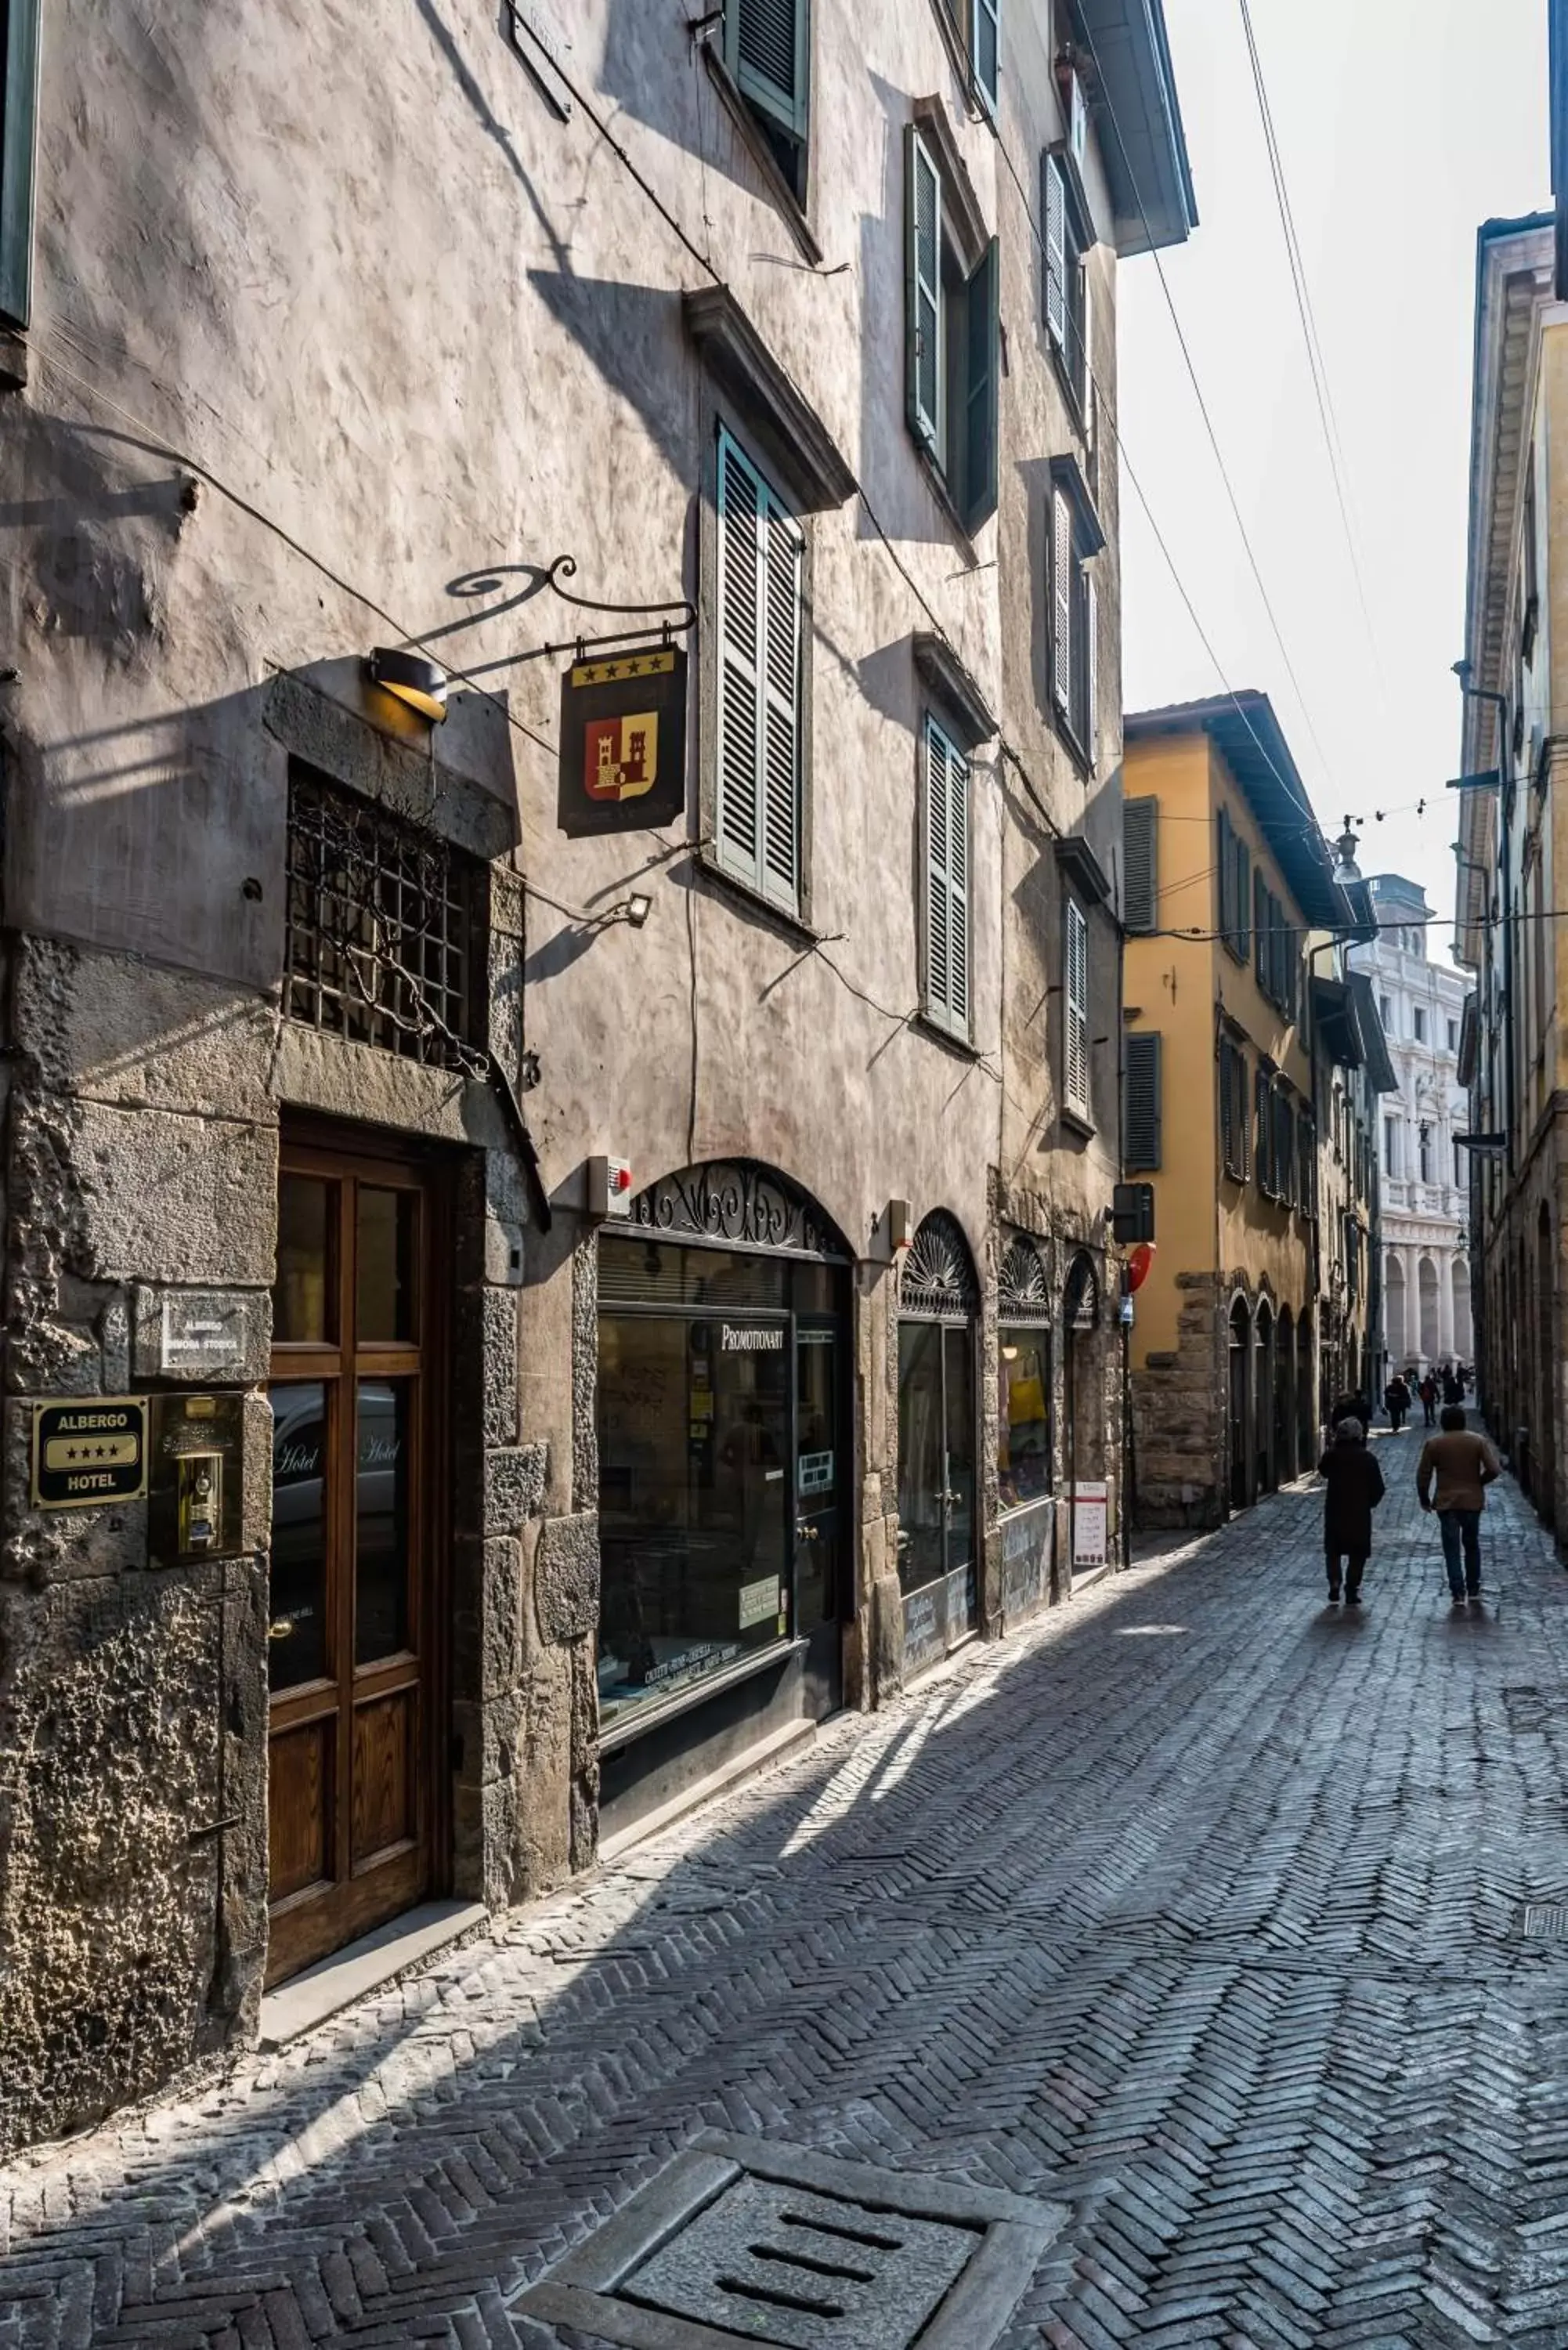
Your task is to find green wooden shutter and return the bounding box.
[1051,486,1073,716]
[760,489,804,909]
[962,237,999,531]
[0,0,42,327]
[725,0,810,140]
[1254,872,1268,989]
[716,429,802,912]
[924,716,969,1034]
[906,125,943,456]
[1064,897,1089,1113]
[1216,808,1234,942]
[1235,837,1251,960]
[970,0,1000,114]
[1125,1032,1162,1170]
[1123,797,1158,934]
[1084,572,1099,763]
[1042,151,1067,350]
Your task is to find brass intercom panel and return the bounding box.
[149,1394,247,1566]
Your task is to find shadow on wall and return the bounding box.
[0,1542,1322,2248]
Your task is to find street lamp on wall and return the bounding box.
[367,648,450,724]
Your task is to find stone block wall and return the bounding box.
[1132,1272,1226,1528]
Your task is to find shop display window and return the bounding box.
[595,1234,845,1728]
[998,1325,1053,1510]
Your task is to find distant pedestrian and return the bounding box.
[1384,1376,1411,1433]
[1418,1373,1439,1429]
[1417,1405,1502,1607]
[1318,1419,1386,1606]
[1442,1365,1462,1409]
[1331,1390,1372,1437]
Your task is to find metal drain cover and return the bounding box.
[1520,1903,1568,1939]
[516,2129,1068,2350]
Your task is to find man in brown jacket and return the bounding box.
[1417,1406,1502,1605]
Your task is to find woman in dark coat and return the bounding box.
[1317,1419,1386,1605]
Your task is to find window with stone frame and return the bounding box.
[905,116,1000,533]
[283,765,488,1074]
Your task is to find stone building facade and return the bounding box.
[1349,875,1472,1379]
[1456,211,1568,1531]
[0,1,1194,2149]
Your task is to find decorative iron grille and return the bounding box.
[999,1234,1051,1321]
[628,1160,848,1260]
[901,1209,979,1320]
[284,766,486,1073]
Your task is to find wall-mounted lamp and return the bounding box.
[613,892,653,929]
[367,647,449,725]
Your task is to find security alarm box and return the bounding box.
[588,1156,634,1219]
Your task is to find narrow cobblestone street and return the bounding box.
[7,1439,1568,2349]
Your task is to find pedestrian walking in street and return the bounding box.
[1331,1389,1372,1437]
[1318,1419,1386,1607]
[1384,1374,1411,1432]
[1418,1372,1439,1428]
[1417,1405,1502,1607]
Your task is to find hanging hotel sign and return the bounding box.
[558,645,688,837]
[31,1397,148,1509]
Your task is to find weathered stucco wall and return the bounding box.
[0,0,1146,2148]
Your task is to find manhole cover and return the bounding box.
[515,2129,1067,2350]
[1520,1903,1568,1938]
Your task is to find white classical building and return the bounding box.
[1350,875,1473,1373]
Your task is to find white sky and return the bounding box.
[1118,0,1552,971]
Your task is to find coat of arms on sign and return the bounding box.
[558,646,688,837]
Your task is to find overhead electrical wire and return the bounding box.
[1072,13,1340,784]
[1236,0,1391,714]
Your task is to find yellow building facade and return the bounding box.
[1122,697,1356,1527]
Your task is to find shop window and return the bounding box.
[898,1213,979,1660]
[594,1164,849,1732]
[722,0,811,203]
[998,1237,1053,1510]
[0,0,40,327]
[905,122,1000,531]
[922,714,970,1039]
[715,428,805,915]
[283,765,486,1073]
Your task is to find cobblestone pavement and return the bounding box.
[8,1440,1568,2348]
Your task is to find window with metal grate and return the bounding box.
[284,765,486,1073]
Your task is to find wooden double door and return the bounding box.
[266,1135,449,1988]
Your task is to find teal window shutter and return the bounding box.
[1254,871,1267,989]
[1125,1032,1162,1171]
[961,237,999,531]
[1042,151,1067,350]
[906,125,943,457]
[970,0,1000,116]
[716,428,804,913]
[923,715,970,1035]
[1123,797,1158,934]
[1235,837,1251,960]
[724,0,810,141]
[0,0,42,327]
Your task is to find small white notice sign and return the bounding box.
[161,1295,247,1373]
[739,1576,782,1630]
[1070,1481,1109,1568]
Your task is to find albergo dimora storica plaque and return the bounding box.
[31,1397,148,1509]
[558,645,688,837]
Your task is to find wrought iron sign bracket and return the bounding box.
[515,555,697,667]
